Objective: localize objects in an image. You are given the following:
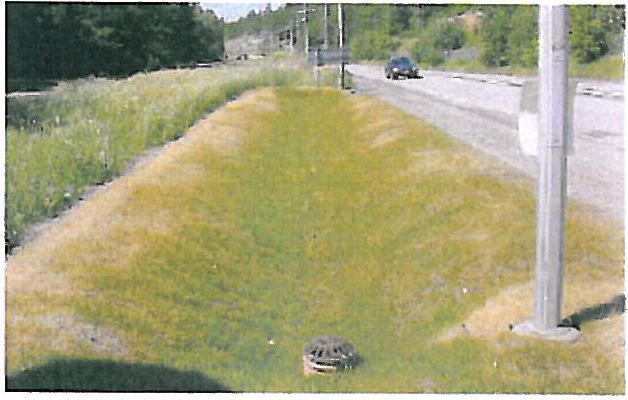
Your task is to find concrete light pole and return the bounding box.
[512,5,580,343]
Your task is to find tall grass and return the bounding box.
[6,58,333,249]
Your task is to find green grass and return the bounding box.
[436,54,624,81]
[6,58,336,249]
[438,58,537,76]
[7,88,623,393]
[570,55,624,81]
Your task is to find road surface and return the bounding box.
[347,64,624,223]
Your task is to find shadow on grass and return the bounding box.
[6,359,232,392]
[559,294,625,331]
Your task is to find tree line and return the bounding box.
[7,3,224,82]
[347,4,624,67]
[227,4,624,68]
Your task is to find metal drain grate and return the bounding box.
[303,336,356,375]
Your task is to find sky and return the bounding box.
[201,3,284,22]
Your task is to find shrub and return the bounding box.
[349,31,395,60]
[410,19,465,66]
[411,40,444,65]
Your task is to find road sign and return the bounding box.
[518,79,576,157]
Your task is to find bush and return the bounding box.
[432,20,466,52]
[410,19,465,66]
[349,31,395,60]
[411,40,444,65]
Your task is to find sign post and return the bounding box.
[512,5,580,342]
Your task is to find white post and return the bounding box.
[512,5,579,343]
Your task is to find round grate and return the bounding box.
[302,336,357,375]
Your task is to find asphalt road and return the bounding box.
[347,64,624,223]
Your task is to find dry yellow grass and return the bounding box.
[6,87,624,393]
[6,89,279,369]
[437,278,623,341]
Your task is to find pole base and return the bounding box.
[511,320,581,343]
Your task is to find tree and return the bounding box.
[389,5,413,35]
[7,3,225,82]
[507,6,538,67]
[480,6,513,67]
[570,5,613,63]
[411,40,444,65]
[350,30,394,60]
[432,20,466,53]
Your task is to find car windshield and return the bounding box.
[392,58,413,67]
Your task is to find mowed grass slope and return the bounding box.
[6,88,623,393]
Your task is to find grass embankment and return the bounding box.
[438,54,624,80]
[572,54,624,81]
[7,88,623,393]
[6,57,334,249]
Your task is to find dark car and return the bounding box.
[385,57,421,80]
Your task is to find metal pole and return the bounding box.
[338,3,344,89]
[512,5,579,343]
[323,3,328,50]
[535,4,569,332]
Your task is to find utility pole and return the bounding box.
[338,3,345,89]
[304,3,309,56]
[323,3,328,50]
[289,28,293,52]
[512,5,579,343]
[295,7,299,53]
[297,4,310,56]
